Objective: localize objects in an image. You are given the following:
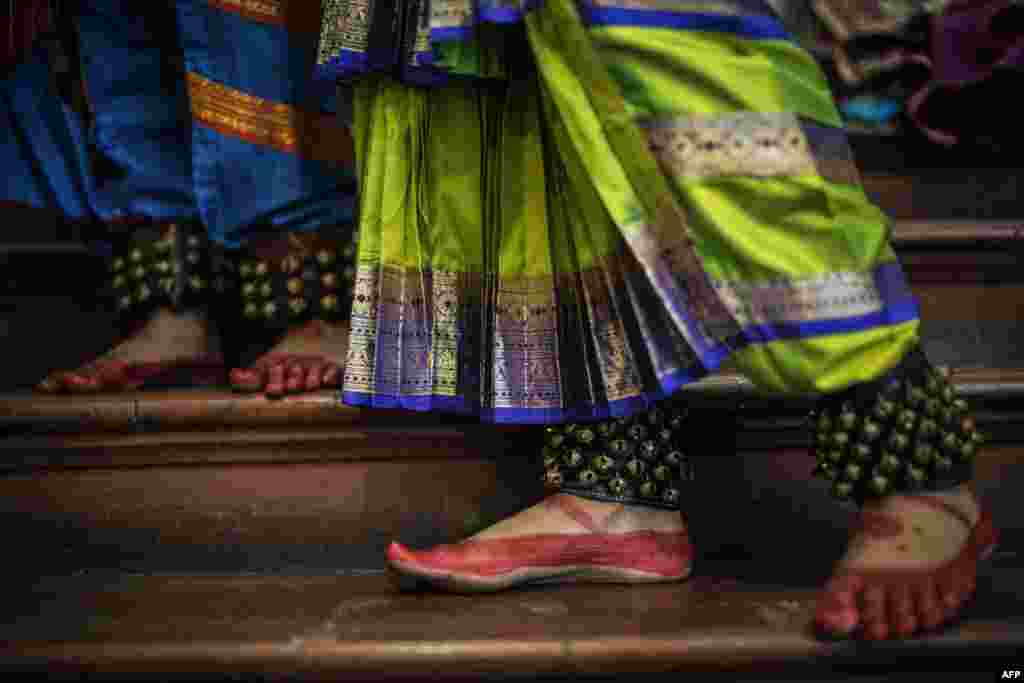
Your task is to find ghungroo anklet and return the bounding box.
[541,399,694,510]
[230,228,358,334]
[107,222,214,327]
[809,346,981,504]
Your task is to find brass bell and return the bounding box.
[239,262,254,278]
[563,449,584,468]
[160,278,174,292]
[112,274,126,289]
[260,282,273,297]
[136,284,151,301]
[638,440,658,459]
[832,481,854,500]
[130,248,144,263]
[624,458,645,477]
[155,239,172,253]
[263,301,278,318]
[189,275,205,291]
[155,261,171,274]
[133,265,146,279]
[608,477,628,496]
[321,294,339,311]
[241,282,257,298]
[243,302,260,318]
[112,257,126,271]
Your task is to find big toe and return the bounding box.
[815,575,863,636]
[230,366,266,392]
[63,370,103,393]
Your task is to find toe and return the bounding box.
[305,362,326,392]
[940,575,962,611]
[859,586,889,640]
[888,585,918,638]
[824,575,863,608]
[322,363,341,387]
[915,579,944,631]
[64,371,102,392]
[286,363,305,394]
[230,366,265,392]
[865,618,890,641]
[816,575,862,635]
[265,362,287,397]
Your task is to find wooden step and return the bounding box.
[0,567,1020,680]
[0,370,1021,575]
[3,443,1020,576]
[3,367,1022,438]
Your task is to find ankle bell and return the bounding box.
[809,346,980,504]
[540,399,693,510]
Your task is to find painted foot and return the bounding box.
[815,485,998,640]
[387,493,692,592]
[229,319,348,398]
[36,308,224,393]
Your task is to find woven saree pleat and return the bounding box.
[332,0,923,423]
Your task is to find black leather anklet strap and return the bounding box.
[229,227,358,335]
[541,398,694,510]
[107,222,214,327]
[809,345,980,504]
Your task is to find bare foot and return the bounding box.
[387,493,692,592]
[229,319,348,398]
[37,308,224,393]
[816,485,998,640]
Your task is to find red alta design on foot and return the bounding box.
[815,496,999,640]
[386,497,693,592]
[229,353,343,396]
[39,354,227,392]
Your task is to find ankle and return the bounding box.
[552,494,685,534]
[131,307,218,350]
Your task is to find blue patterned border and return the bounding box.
[578,7,791,37]
[341,261,920,424]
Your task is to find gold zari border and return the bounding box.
[187,72,353,167]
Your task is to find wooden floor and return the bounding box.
[1,566,1021,680]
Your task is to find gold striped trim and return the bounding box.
[187,72,353,167]
[206,0,323,33]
